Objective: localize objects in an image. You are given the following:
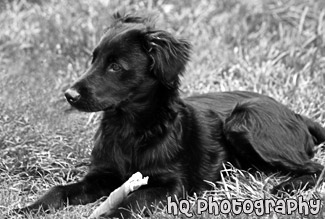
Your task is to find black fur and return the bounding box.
[17,13,325,218]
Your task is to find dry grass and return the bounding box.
[1,0,325,218]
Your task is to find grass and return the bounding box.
[1,0,325,218]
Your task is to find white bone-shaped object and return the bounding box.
[89,172,149,219]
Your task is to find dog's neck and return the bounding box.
[93,85,184,175]
[100,84,182,138]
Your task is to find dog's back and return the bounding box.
[185,91,267,116]
[185,91,325,174]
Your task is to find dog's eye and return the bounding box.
[108,63,122,72]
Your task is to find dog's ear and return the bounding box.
[145,30,191,88]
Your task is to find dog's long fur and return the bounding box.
[19,13,325,218]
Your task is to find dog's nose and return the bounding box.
[65,88,81,103]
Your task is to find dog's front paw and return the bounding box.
[13,185,66,215]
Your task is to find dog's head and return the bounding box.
[65,13,191,112]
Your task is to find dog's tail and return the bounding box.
[301,115,325,145]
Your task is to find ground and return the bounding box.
[1,0,325,218]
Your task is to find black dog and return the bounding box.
[19,13,325,218]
